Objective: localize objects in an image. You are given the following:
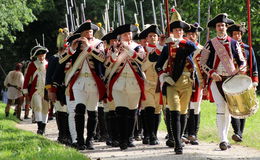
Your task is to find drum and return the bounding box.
[222,74,258,119]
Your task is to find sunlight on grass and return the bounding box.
[0,102,89,160]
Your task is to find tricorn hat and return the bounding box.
[66,33,81,44]
[184,22,204,33]
[30,45,48,60]
[169,8,190,31]
[139,24,162,39]
[207,13,234,28]
[227,23,247,35]
[113,24,139,37]
[74,20,99,34]
[101,32,118,44]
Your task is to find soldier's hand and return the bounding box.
[71,39,80,50]
[165,76,175,86]
[212,73,222,81]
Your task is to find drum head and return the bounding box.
[222,75,252,94]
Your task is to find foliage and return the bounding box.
[0,102,89,160]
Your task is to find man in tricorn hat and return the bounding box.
[23,45,49,135]
[184,23,204,145]
[45,27,71,145]
[227,23,258,143]
[200,13,246,150]
[139,24,165,146]
[155,8,197,154]
[66,20,106,150]
[107,24,146,150]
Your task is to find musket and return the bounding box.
[106,3,111,32]
[198,0,201,43]
[139,0,144,29]
[164,0,173,75]
[206,1,211,41]
[117,2,122,26]
[246,0,253,78]
[134,0,139,15]
[65,14,69,31]
[81,3,86,23]
[151,0,157,25]
[84,0,86,8]
[65,0,69,14]
[112,0,116,29]
[70,0,74,7]
[42,34,45,47]
[160,3,165,33]
[134,13,139,26]
[73,0,80,27]
[121,5,125,25]
[69,7,75,31]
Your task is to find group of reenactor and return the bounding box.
[4,8,258,155]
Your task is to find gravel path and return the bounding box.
[17,118,260,160]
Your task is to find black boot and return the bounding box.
[105,111,112,146]
[41,123,46,135]
[116,107,129,150]
[59,112,71,145]
[86,110,98,150]
[5,112,9,117]
[144,107,158,145]
[171,111,183,154]
[231,117,243,142]
[153,113,161,144]
[75,104,86,150]
[56,111,63,143]
[109,111,120,147]
[165,108,175,147]
[180,114,188,144]
[97,107,108,142]
[190,113,200,145]
[141,110,149,144]
[37,121,43,135]
[128,109,137,147]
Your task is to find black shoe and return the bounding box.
[165,134,169,139]
[77,144,86,150]
[106,139,112,146]
[13,111,16,116]
[111,140,120,147]
[174,146,183,154]
[219,142,231,150]
[120,142,128,150]
[232,134,242,142]
[5,112,9,117]
[149,137,159,145]
[142,137,150,144]
[190,139,199,145]
[166,139,175,148]
[37,129,43,135]
[85,140,94,150]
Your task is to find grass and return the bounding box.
[159,96,260,150]
[0,102,89,160]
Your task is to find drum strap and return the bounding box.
[211,38,236,75]
[215,76,229,102]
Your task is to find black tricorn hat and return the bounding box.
[184,22,204,33]
[113,24,139,36]
[66,33,81,44]
[74,21,99,34]
[30,45,48,60]
[207,13,234,28]
[139,25,162,39]
[227,24,247,35]
[101,32,118,44]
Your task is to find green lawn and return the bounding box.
[0,102,89,160]
[160,97,260,150]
